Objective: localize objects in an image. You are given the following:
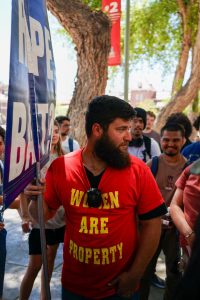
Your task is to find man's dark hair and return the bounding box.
[160,123,185,137]
[134,107,147,128]
[0,126,5,142]
[85,95,135,137]
[55,115,70,125]
[193,116,200,131]
[166,113,192,139]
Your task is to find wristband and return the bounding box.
[185,231,194,239]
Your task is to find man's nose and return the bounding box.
[125,129,132,141]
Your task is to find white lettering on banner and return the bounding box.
[24,112,36,171]
[46,102,55,151]
[37,104,49,155]
[18,0,34,73]
[18,0,54,80]
[44,27,53,80]
[29,16,44,76]
[9,102,27,181]
[9,102,55,182]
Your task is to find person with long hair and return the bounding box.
[19,120,65,300]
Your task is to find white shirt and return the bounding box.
[128,138,161,162]
[62,136,80,154]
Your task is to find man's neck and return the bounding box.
[82,144,106,176]
[143,128,152,134]
[61,134,68,142]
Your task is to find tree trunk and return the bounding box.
[171,0,192,96]
[47,0,111,146]
[156,1,200,132]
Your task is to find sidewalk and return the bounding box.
[3,209,165,300]
[3,209,62,300]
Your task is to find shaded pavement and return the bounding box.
[3,209,165,300]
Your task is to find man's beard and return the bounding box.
[165,151,178,157]
[94,133,131,169]
[164,148,179,157]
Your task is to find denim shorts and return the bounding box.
[0,228,7,297]
[62,287,139,300]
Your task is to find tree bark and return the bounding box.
[171,0,192,96]
[156,1,200,132]
[47,0,111,146]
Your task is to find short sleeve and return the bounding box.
[151,138,161,157]
[175,165,190,190]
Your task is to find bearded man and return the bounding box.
[27,95,166,300]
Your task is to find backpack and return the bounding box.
[68,137,74,152]
[150,156,191,178]
[143,135,152,161]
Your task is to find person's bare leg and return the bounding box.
[19,255,42,300]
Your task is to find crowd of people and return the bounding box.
[0,95,200,300]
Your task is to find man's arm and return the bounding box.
[24,181,57,223]
[109,216,162,297]
[170,188,195,247]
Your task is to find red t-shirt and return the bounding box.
[45,150,164,299]
[176,166,200,230]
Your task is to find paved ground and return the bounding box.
[3,209,165,300]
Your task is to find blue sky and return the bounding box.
[0,1,172,102]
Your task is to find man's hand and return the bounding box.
[108,271,139,298]
[24,178,45,199]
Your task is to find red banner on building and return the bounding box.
[102,0,121,66]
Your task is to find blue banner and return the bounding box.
[3,0,56,208]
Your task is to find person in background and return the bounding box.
[181,115,200,163]
[0,126,22,300]
[19,120,65,300]
[139,123,186,300]
[55,115,80,153]
[128,107,161,162]
[170,158,200,264]
[193,116,200,141]
[143,111,160,145]
[26,95,166,300]
[166,112,192,150]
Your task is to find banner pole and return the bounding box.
[36,162,51,300]
[124,0,130,102]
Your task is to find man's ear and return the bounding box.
[92,123,103,138]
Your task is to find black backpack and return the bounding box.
[143,135,152,162]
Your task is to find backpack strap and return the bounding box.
[143,135,152,159]
[150,156,159,177]
[68,137,74,152]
